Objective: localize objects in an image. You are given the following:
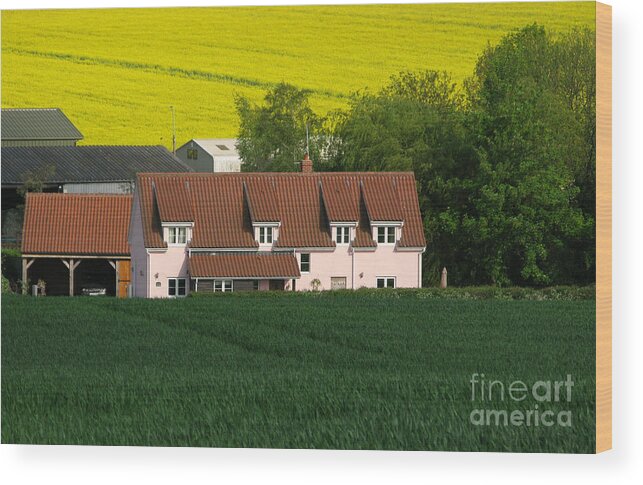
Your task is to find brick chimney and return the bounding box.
[300,153,313,173]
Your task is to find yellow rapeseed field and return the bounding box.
[1,3,595,148]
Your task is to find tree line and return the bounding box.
[236,25,596,287]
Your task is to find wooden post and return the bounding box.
[21,258,34,294]
[63,259,81,296]
[440,267,447,289]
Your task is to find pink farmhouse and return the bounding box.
[128,163,426,298]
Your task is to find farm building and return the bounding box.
[21,193,132,297]
[1,108,83,147]
[1,145,192,243]
[175,138,241,172]
[129,158,426,298]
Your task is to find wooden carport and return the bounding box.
[21,193,132,297]
[22,256,130,297]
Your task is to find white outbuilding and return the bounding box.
[175,138,241,172]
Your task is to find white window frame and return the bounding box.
[377,226,396,244]
[214,279,233,292]
[376,276,396,289]
[168,226,187,245]
[259,226,273,244]
[168,277,187,297]
[300,253,310,273]
[335,226,350,245]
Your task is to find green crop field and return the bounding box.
[1,3,594,149]
[2,292,595,452]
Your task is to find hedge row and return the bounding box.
[190,285,595,301]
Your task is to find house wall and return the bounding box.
[134,244,421,298]
[294,246,422,291]
[147,247,190,298]
[175,143,214,173]
[128,193,149,297]
[353,248,422,288]
[134,242,421,297]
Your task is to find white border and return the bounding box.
[1,1,641,484]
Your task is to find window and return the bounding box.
[259,226,273,244]
[377,277,396,289]
[168,278,187,297]
[214,280,233,292]
[300,253,310,273]
[168,226,187,244]
[377,226,396,244]
[336,226,350,244]
[187,148,198,160]
[216,144,230,151]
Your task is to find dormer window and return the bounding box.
[377,226,396,244]
[336,226,350,244]
[169,226,187,245]
[259,226,273,244]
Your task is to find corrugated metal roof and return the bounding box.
[1,145,192,185]
[189,253,301,278]
[22,193,132,256]
[136,172,426,250]
[1,108,83,141]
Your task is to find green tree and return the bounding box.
[235,83,323,172]
[468,24,594,284]
[235,24,596,287]
[17,163,56,198]
[325,74,476,285]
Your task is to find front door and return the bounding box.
[117,260,131,298]
[330,277,346,290]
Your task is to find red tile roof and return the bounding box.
[155,177,193,222]
[361,177,404,222]
[189,253,301,278]
[321,177,360,222]
[353,196,377,249]
[136,172,426,250]
[22,193,132,256]
[244,178,280,222]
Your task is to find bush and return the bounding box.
[1,248,22,288]
[1,274,11,294]
[189,285,595,301]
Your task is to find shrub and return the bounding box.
[189,285,595,301]
[1,274,11,294]
[1,248,22,288]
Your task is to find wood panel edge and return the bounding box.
[595,0,612,454]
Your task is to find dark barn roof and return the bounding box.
[1,108,83,142]
[1,145,192,186]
